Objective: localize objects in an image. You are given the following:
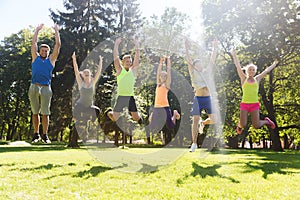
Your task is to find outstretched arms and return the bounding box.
[208,39,218,67]
[184,39,194,71]
[131,38,140,73]
[31,24,44,62]
[166,56,171,89]
[157,57,164,85]
[49,24,61,67]
[93,55,103,84]
[113,38,122,75]
[231,48,246,82]
[72,52,83,89]
[256,60,278,82]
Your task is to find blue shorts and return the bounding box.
[191,96,212,116]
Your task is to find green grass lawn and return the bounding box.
[0,143,300,200]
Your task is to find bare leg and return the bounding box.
[192,115,200,144]
[202,114,214,126]
[131,111,141,121]
[149,112,153,123]
[32,114,40,133]
[250,110,268,129]
[107,111,120,122]
[239,110,248,128]
[171,110,180,125]
[42,115,49,134]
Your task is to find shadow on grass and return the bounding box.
[74,163,128,178]
[19,163,64,171]
[211,149,300,179]
[177,162,240,185]
[244,161,294,179]
[0,143,87,153]
[137,163,163,173]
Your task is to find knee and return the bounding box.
[252,123,260,129]
[132,115,140,121]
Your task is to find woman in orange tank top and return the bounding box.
[149,56,180,136]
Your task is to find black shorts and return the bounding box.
[74,103,100,122]
[113,96,138,112]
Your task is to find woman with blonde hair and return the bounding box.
[149,56,180,136]
[231,48,278,134]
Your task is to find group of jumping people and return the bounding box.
[29,24,277,152]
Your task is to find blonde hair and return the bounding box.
[242,63,257,75]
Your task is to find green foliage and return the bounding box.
[202,0,300,150]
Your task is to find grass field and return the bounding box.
[0,143,300,200]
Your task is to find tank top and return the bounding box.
[117,68,135,96]
[77,83,94,107]
[242,78,259,103]
[154,85,169,107]
[31,56,53,85]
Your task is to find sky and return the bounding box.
[0,0,203,41]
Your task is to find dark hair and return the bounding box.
[39,44,50,51]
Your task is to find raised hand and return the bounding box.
[53,24,59,32]
[115,37,122,45]
[36,24,44,31]
[133,37,139,47]
[212,39,218,49]
[72,51,76,60]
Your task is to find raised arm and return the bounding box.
[72,52,82,89]
[184,39,194,71]
[208,39,218,68]
[49,24,61,67]
[31,24,44,62]
[113,37,122,75]
[157,57,164,85]
[256,60,278,82]
[166,56,171,89]
[93,55,103,84]
[131,38,140,73]
[231,48,246,82]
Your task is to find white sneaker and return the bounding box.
[189,143,197,152]
[199,121,204,134]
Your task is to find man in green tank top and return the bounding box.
[106,37,143,125]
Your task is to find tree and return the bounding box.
[202,0,300,151]
[49,0,144,147]
[0,27,54,141]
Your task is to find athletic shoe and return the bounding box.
[199,121,204,134]
[189,143,197,152]
[31,133,41,143]
[265,117,276,129]
[41,134,51,144]
[236,126,242,135]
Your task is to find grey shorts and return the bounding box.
[28,84,52,115]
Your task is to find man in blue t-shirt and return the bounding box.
[29,23,61,143]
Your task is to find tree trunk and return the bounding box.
[260,72,283,152]
[67,123,79,148]
[283,133,289,149]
